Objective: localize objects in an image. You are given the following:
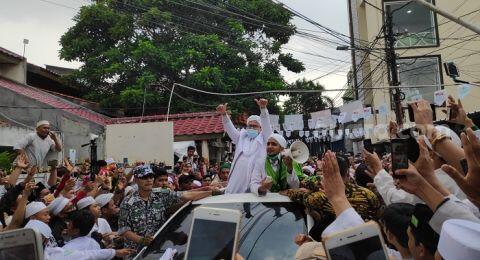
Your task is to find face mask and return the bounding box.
[246,129,259,139]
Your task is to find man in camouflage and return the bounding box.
[118,165,214,251]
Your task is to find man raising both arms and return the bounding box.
[216,99,272,194]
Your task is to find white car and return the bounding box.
[134,193,310,260]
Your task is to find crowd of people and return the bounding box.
[0,96,479,259]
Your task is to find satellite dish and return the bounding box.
[282,141,310,164]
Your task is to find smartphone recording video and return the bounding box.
[324,222,388,260]
[185,207,241,260]
[391,138,409,178]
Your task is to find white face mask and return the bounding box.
[246,129,259,139]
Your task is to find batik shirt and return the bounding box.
[118,190,183,250]
[286,182,380,231]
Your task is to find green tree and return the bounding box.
[59,0,304,116]
[283,78,334,115]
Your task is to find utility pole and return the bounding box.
[384,6,403,127]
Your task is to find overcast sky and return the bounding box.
[0,0,351,104]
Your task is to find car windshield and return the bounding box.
[137,202,307,260]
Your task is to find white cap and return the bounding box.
[105,158,115,165]
[247,115,261,125]
[192,180,202,187]
[77,196,96,210]
[95,193,114,208]
[25,202,47,219]
[36,120,50,128]
[268,133,287,148]
[47,196,70,216]
[302,166,315,174]
[25,219,53,239]
[438,219,480,260]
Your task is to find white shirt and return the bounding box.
[13,132,57,167]
[45,246,115,260]
[63,236,101,251]
[250,154,299,196]
[373,168,466,206]
[89,218,112,236]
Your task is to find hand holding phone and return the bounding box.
[391,138,409,178]
[363,139,374,154]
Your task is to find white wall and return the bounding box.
[106,122,174,166]
[0,125,32,147]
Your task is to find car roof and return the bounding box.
[192,192,292,205]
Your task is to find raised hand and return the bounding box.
[216,103,228,115]
[394,163,428,195]
[321,151,345,201]
[23,166,38,184]
[388,120,398,139]
[442,128,480,206]
[411,100,434,135]
[363,149,382,178]
[63,157,74,173]
[442,95,472,127]
[16,154,29,169]
[22,182,37,197]
[254,98,268,109]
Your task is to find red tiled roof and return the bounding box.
[107,112,224,136]
[0,77,108,126]
[0,46,24,61]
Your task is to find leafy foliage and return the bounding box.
[60,0,305,116]
[0,151,15,172]
[283,78,334,115]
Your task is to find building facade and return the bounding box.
[348,0,480,140]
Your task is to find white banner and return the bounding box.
[284,114,304,131]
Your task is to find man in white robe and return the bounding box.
[217,99,272,194]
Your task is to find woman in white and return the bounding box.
[216,99,272,194]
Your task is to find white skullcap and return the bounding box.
[36,120,50,128]
[124,186,134,196]
[105,158,115,165]
[48,196,70,216]
[25,202,47,219]
[25,219,53,239]
[302,166,315,174]
[77,196,96,210]
[268,133,287,148]
[192,180,202,187]
[247,115,261,125]
[438,219,480,260]
[95,193,114,208]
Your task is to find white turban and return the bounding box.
[105,158,115,165]
[77,196,96,210]
[95,193,114,208]
[48,196,70,216]
[36,120,50,128]
[25,219,53,239]
[438,219,480,260]
[25,202,47,219]
[247,115,261,125]
[268,133,287,148]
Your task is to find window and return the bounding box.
[385,0,438,48]
[397,56,442,104]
